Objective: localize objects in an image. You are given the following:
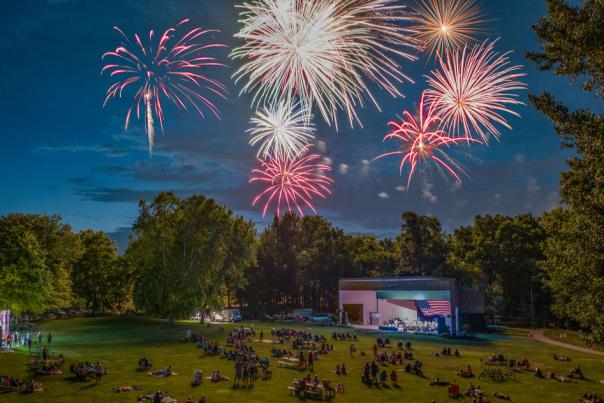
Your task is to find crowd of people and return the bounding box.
[384,318,439,334]
[2,321,602,403]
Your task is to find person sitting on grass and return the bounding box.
[341,364,347,375]
[24,379,43,393]
[192,369,203,386]
[569,366,585,379]
[581,392,603,403]
[458,365,474,378]
[336,383,345,393]
[553,353,571,361]
[454,349,460,357]
[209,370,230,382]
[533,367,544,378]
[494,391,511,400]
[390,370,398,384]
[430,377,449,386]
[138,357,152,370]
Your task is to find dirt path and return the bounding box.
[530,329,604,357]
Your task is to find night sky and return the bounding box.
[1,0,601,250]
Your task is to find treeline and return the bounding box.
[0,214,132,314]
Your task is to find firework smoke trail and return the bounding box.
[425,39,526,142]
[231,0,418,129]
[102,19,227,154]
[374,91,481,187]
[145,91,155,154]
[250,147,333,217]
[248,100,315,159]
[412,0,486,60]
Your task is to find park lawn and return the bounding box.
[0,317,603,402]
[543,329,603,352]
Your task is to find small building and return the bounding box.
[338,277,485,336]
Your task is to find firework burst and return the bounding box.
[231,0,418,128]
[248,101,315,159]
[250,148,333,216]
[102,19,227,154]
[374,91,481,187]
[412,0,485,60]
[425,39,527,142]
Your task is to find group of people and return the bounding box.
[385,318,439,334]
[361,361,399,385]
[332,332,358,341]
[138,356,153,370]
[291,373,340,398]
[69,361,106,383]
[4,331,53,351]
[434,346,459,357]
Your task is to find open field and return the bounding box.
[1,316,603,402]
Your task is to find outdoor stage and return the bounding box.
[338,277,485,336]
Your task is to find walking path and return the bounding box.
[531,329,604,357]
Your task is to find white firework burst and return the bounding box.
[231,0,418,129]
[248,101,315,159]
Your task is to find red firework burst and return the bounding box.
[102,19,227,154]
[375,91,481,187]
[250,148,333,217]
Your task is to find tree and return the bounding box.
[526,0,604,97]
[0,214,82,308]
[0,228,49,314]
[127,192,256,322]
[71,230,131,313]
[395,212,447,276]
[528,0,604,342]
[447,215,547,323]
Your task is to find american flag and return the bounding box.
[416,300,451,317]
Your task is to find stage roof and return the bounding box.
[339,277,456,292]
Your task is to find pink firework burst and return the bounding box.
[425,39,526,143]
[102,19,227,154]
[374,91,481,187]
[250,148,333,217]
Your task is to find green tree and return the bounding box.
[0,226,49,314]
[528,0,604,342]
[447,215,547,323]
[395,212,447,276]
[71,230,130,313]
[0,214,81,308]
[128,192,255,322]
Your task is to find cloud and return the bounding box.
[316,140,327,153]
[72,187,162,203]
[395,185,406,192]
[338,163,349,174]
[361,159,370,175]
[322,156,333,166]
[515,153,526,163]
[421,182,438,204]
[378,192,389,199]
[32,143,128,158]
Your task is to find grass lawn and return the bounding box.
[1,316,603,402]
[543,329,603,352]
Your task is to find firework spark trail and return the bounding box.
[250,147,333,217]
[412,0,486,60]
[425,39,527,142]
[102,19,227,154]
[248,100,315,159]
[231,0,418,129]
[374,91,481,187]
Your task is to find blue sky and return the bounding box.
[1,0,601,249]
